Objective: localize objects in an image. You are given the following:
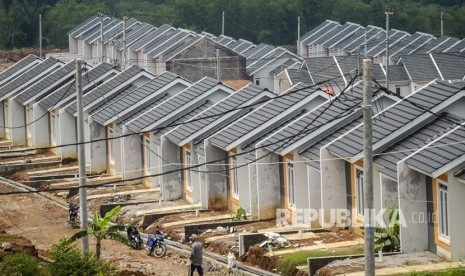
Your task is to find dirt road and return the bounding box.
[0,182,228,276]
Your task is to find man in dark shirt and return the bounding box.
[189,234,203,276]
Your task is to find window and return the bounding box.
[185,150,192,190]
[145,138,151,174]
[438,183,449,240]
[287,163,296,208]
[255,78,260,86]
[232,156,239,197]
[356,168,364,217]
[109,128,115,164]
[396,87,401,96]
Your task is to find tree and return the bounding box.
[66,205,130,258]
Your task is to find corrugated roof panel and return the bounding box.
[68,14,100,37]
[432,53,465,80]
[129,24,173,51]
[0,55,40,84]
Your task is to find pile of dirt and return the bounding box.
[0,229,38,261]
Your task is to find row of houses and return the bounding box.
[1,52,465,261]
[60,14,302,93]
[298,20,465,65]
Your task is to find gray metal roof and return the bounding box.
[375,114,460,179]
[233,39,254,53]
[38,63,116,110]
[161,35,203,62]
[305,57,343,84]
[391,32,435,61]
[79,17,112,40]
[117,23,156,51]
[323,22,363,48]
[16,61,76,105]
[0,58,62,101]
[263,83,365,154]
[301,20,341,44]
[145,30,188,56]
[103,18,139,43]
[83,18,121,43]
[335,25,384,54]
[141,29,179,53]
[327,81,465,159]
[208,83,325,150]
[242,43,266,58]
[128,24,173,51]
[0,55,40,84]
[406,120,465,175]
[91,71,181,125]
[126,77,220,133]
[386,64,410,81]
[149,32,200,59]
[158,101,213,135]
[66,66,145,115]
[432,53,465,80]
[247,48,287,74]
[444,39,465,53]
[166,84,268,145]
[416,36,456,55]
[400,54,441,82]
[269,58,300,76]
[245,44,274,61]
[285,68,312,85]
[68,14,100,37]
[368,29,410,57]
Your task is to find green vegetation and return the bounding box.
[373,208,401,252]
[1,0,465,50]
[0,252,40,276]
[276,244,365,276]
[231,207,247,220]
[65,205,130,258]
[408,266,465,276]
[46,239,117,276]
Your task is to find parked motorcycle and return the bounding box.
[145,230,166,258]
[127,226,143,250]
[68,204,79,229]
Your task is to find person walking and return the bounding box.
[189,234,203,276]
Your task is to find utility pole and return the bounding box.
[99,14,105,62]
[39,14,42,59]
[297,16,301,56]
[222,11,225,35]
[76,59,89,254]
[363,58,374,276]
[385,11,393,90]
[122,15,128,70]
[216,49,221,81]
[441,11,444,36]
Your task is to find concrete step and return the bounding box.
[87,187,159,200]
[136,203,201,217]
[0,156,61,166]
[0,160,63,174]
[49,175,122,188]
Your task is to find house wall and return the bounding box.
[9,99,25,146]
[69,36,78,54]
[397,161,429,253]
[380,174,399,210]
[58,110,76,159]
[448,169,465,261]
[89,119,107,174]
[252,54,295,92]
[320,148,347,228]
[32,104,50,148]
[204,141,228,211]
[142,132,162,188]
[278,73,291,94]
[161,135,182,201]
[121,127,143,184]
[256,148,281,220]
[84,43,92,60]
[0,102,4,138]
[165,39,247,82]
[77,40,84,55]
[308,164,322,228]
[92,43,98,60]
[112,124,124,176]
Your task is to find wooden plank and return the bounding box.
[88,188,159,199]
[135,204,201,217]
[162,214,231,228]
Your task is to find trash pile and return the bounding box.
[260,232,290,250]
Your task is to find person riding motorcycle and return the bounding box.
[68,203,79,222]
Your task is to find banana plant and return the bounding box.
[66,205,131,258]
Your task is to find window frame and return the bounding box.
[108,128,115,164]
[185,149,192,191]
[355,166,365,218]
[144,138,151,175]
[287,162,296,208]
[232,156,239,198]
[437,181,450,242]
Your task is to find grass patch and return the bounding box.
[0,233,13,243]
[276,244,365,276]
[408,266,465,276]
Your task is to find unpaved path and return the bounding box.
[0,182,227,275]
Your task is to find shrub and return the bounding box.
[47,239,117,276]
[0,252,40,276]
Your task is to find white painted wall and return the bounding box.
[9,99,25,146]
[448,168,465,261]
[58,110,77,159]
[121,127,143,184]
[32,104,50,147]
[69,36,78,54]
[397,161,429,253]
[256,148,281,220]
[89,119,107,174]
